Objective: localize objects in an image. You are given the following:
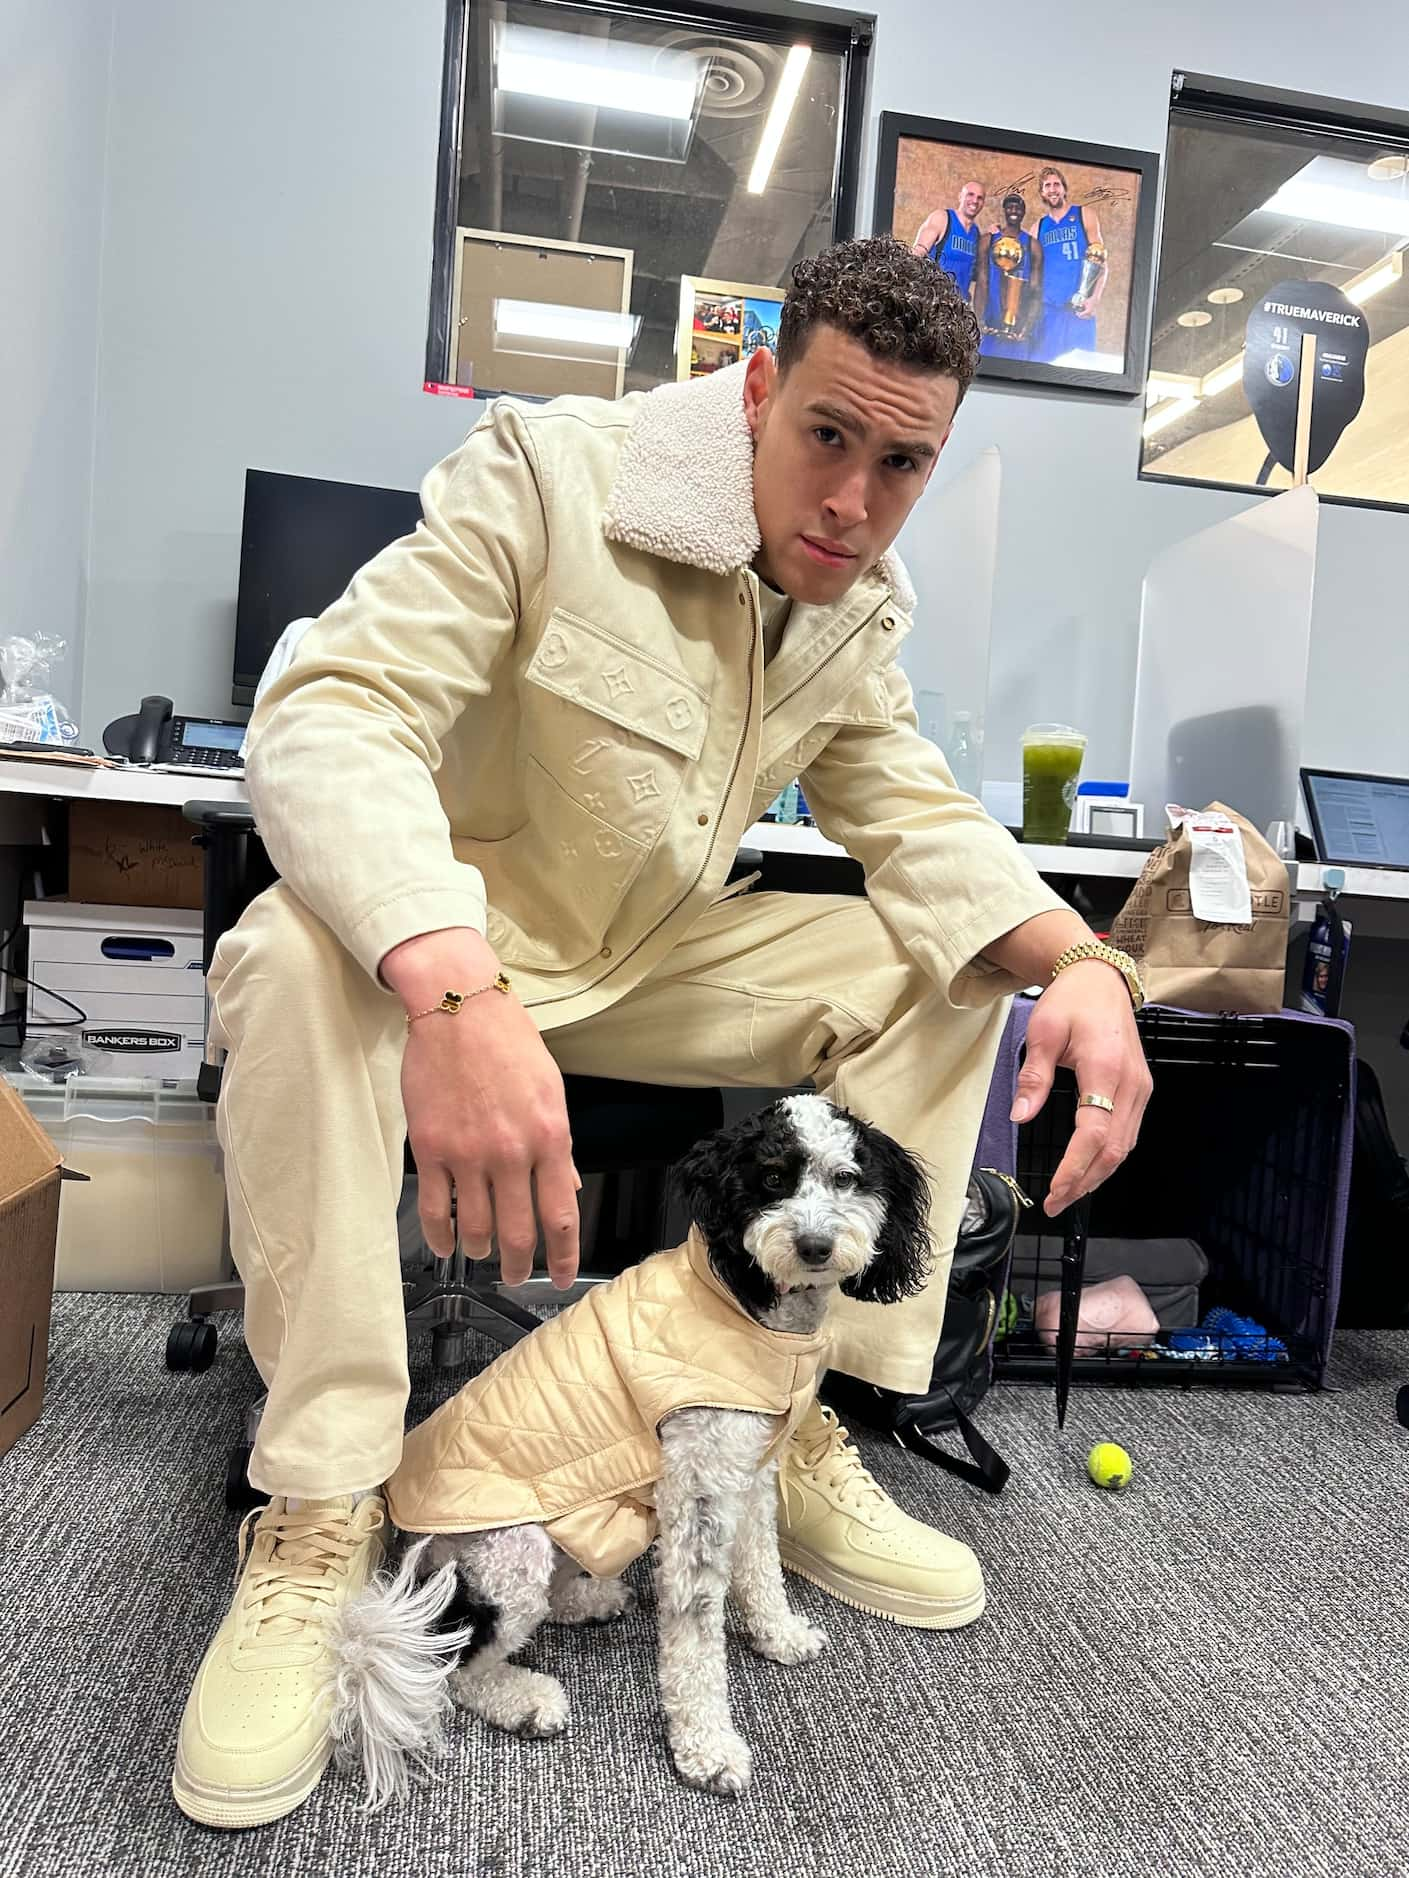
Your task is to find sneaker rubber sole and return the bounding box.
[171,1734,333,1829]
[778,1538,986,1630]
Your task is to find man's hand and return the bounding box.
[1013,961,1152,1216]
[382,928,581,1288]
[983,910,1152,1218]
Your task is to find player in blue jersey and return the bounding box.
[976,193,1042,360]
[911,180,985,310]
[1032,166,1106,364]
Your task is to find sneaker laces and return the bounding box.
[235,1501,381,1645]
[792,1406,889,1514]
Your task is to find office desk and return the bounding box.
[0,755,247,810]
[748,816,1409,934]
[1,753,1405,928]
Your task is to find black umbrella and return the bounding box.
[1055,1197,1091,1429]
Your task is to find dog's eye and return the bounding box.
[834,1169,858,1191]
[762,1169,787,1192]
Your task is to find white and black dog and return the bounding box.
[327,1094,931,1804]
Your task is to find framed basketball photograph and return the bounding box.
[677,277,786,381]
[874,114,1159,395]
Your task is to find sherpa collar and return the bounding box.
[602,361,918,614]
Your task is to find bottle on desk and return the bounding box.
[946,711,981,797]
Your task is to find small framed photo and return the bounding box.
[677,277,785,381]
[874,113,1159,396]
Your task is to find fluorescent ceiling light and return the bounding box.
[495,300,639,351]
[1263,178,1409,239]
[1146,371,1199,406]
[1142,396,1199,441]
[497,27,698,121]
[747,44,811,194]
[1201,355,1245,398]
[1346,251,1403,303]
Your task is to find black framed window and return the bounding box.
[425,0,871,401]
[1141,71,1409,512]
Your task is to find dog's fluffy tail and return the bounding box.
[325,1535,479,1812]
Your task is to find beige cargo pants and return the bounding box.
[207,881,1009,1498]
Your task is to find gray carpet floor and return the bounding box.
[1,1294,1406,1878]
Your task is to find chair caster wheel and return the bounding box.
[225,1443,269,1513]
[433,1328,468,1370]
[167,1318,217,1372]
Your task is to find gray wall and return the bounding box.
[2,0,115,721]
[79,0,473,742]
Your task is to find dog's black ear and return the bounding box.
[839,1117,933,1305]
[672,1126,737,1247]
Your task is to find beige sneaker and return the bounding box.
[173,1494,387,1828]
[776,1403,985,1629]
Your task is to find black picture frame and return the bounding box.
[874,111,1159,397]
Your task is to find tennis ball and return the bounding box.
[1087,1442,1133,1490]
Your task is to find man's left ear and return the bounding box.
[838,1120,933,1306]
[742,346,776,439]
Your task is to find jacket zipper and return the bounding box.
[764,597,887,718]
[981,1168,1033,1209]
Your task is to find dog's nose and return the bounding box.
[795,1235,833,1268]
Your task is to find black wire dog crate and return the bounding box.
[994,1005,1355,1394]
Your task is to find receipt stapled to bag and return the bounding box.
[1164,805,1252,925]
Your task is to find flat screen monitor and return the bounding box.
[1301,767,1409,872]
[232,469,422,705]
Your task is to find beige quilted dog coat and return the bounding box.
[386,1229,831,1576]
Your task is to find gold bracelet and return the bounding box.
[406,973,512,1028]
[1050,941,1145,1013]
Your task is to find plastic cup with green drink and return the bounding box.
[1021,724,1086,844]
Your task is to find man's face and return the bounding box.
[959,182,985,221]
[743,325,957,606]
[1004,197,1025,227]
[1041,173,1066,209]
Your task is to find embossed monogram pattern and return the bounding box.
[602,664,634,700]
[571,738,612,772]
[538,629,569,670]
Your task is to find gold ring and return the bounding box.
[1078,1093,1116,1113]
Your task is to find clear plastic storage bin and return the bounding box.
[9,1072,226,1293]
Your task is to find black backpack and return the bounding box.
[1336,1057,1409,1328]
[820,1167,1026,1494]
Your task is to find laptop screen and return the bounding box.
[1302,769,1409,870]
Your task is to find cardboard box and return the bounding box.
[24,901,207,1074]
[67,800,203,911]
[0,1077,65,1462]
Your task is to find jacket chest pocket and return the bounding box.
[521,609,709,848]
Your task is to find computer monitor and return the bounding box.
[1301,767,1409,872]
[232,469,422,706]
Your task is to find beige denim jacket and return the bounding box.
[243,361,1064,1028]
[386,1229,831,1577]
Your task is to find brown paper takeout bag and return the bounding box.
[1108,802,1290,1015]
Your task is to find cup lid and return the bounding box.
[1022,723,1086,743]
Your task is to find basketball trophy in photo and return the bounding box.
[1073,240,1107,312]
[991,234,1025,330]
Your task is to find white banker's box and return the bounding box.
[23,902,207,1075]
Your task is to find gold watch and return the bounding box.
[1050,941,1145,1013]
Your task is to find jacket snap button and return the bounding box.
[600,946,612,958]
[881,615,895,631]
[697,812,709,827]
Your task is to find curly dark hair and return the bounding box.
[775,236,980,401]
